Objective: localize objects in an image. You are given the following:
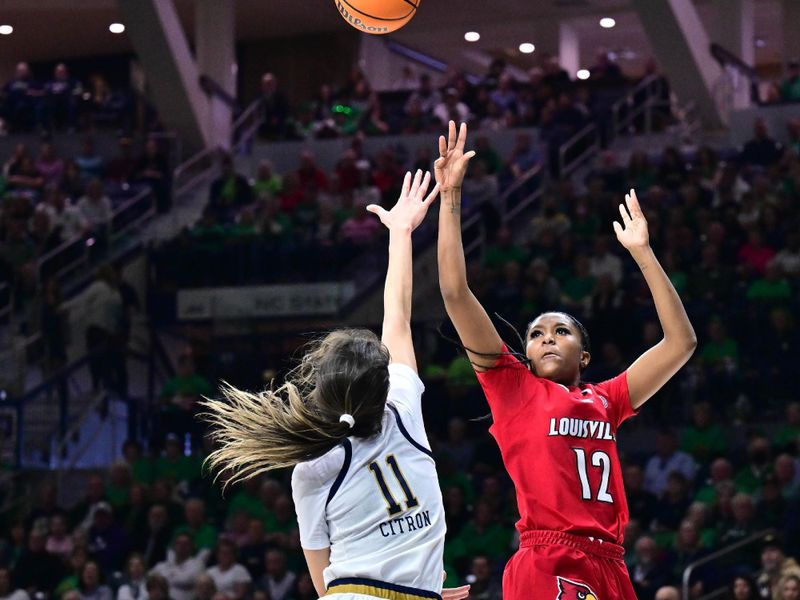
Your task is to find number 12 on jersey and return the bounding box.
[369,455,419,517]
[572,448,614,503]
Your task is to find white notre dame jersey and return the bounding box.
[292,363,446,599]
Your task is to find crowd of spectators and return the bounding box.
[0,135,171,328]
[0,62,132,135]
[150,129,536,290]
[255,52,650,143]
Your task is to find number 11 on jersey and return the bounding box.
[369,455,419,517]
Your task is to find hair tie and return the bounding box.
[339,413,355,428]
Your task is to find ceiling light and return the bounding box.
[755,38,766,48]
[109,22,125,34]
[519,43,536,54]
[0,25,13,35]
[577,69,590,80]
[464,31,480,42]
[599,17,616,29]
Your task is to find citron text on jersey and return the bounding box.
[379,509,433,538]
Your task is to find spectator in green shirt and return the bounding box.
[252,159,282,200]
[746,263,792,304]
[699,318,739,368]
[695,458,735,505]
[735,436,773,494]
[154,434,201,487]
[561,255,596,312]
[226,478,267,522]
[473,135,503,175]
[445,501,512,572]
[265,494,300,552]
[483,227,527,268]
[105,462,131,510]
[160,351,214,447]
[173,498,218,556]
[122,440,153,485]
[682,401,728,464]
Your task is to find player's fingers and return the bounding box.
[628,188,645,219]
[456,122,467,152]
[438,135,447,158]
[410,169,423,197]
[366,204,386,219]
[422,183,440,206]
[463,150,476,162]
[416,171,432,200]
[448,120,456,151]
[401,171,412,197]
[619,201,632,225]
[613,220,624,237]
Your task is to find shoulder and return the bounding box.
[292,444,347,490]
[388,363,424,394]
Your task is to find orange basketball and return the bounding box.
[334,0,419,35]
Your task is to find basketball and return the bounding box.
[334,0,419,35]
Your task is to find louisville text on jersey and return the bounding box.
[547,417,615,441]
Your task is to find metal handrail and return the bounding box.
[610,73,663,135]
[503,174,546,225]
[682,529,774,600]
[36,188,152,285]
[558,123,600,177]
[499,163,542,215]
[232,98,263,154]
[173,145,222,198]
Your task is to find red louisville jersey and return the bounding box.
[476,347,636,544]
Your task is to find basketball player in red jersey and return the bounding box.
[434,122,697,600]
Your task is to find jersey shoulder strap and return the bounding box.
[388,404,433,458]
[326,438,353,507]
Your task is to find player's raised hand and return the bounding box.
[441,585,471,600]
[367,169,439,232]
[613,188,650,251]
[434,120,476,192]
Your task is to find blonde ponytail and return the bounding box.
[200,329,390,488]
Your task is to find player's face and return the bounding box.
[526,313,587,385]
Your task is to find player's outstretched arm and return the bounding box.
[614,189,697,409]
[435,121,503,371]
[368,170,439,372]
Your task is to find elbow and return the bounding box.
[440,283,469,304]
[685,327,698,354]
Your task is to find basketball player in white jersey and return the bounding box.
[202,170,469,600]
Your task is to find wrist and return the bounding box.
[628,244,654,263]
[388,225,414,237]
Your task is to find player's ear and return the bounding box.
[579,351,590,371]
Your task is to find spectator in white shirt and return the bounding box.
[37,186,87,241]
[644,430,698,497]
[589,235,623,286]
[206,540,252,600]
[433,88,470,128]
[77,178,112,233]
[257,550,296,600]
[116,554,148,600]
[151,533,205,600]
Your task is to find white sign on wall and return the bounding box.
[177,282,356,320]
